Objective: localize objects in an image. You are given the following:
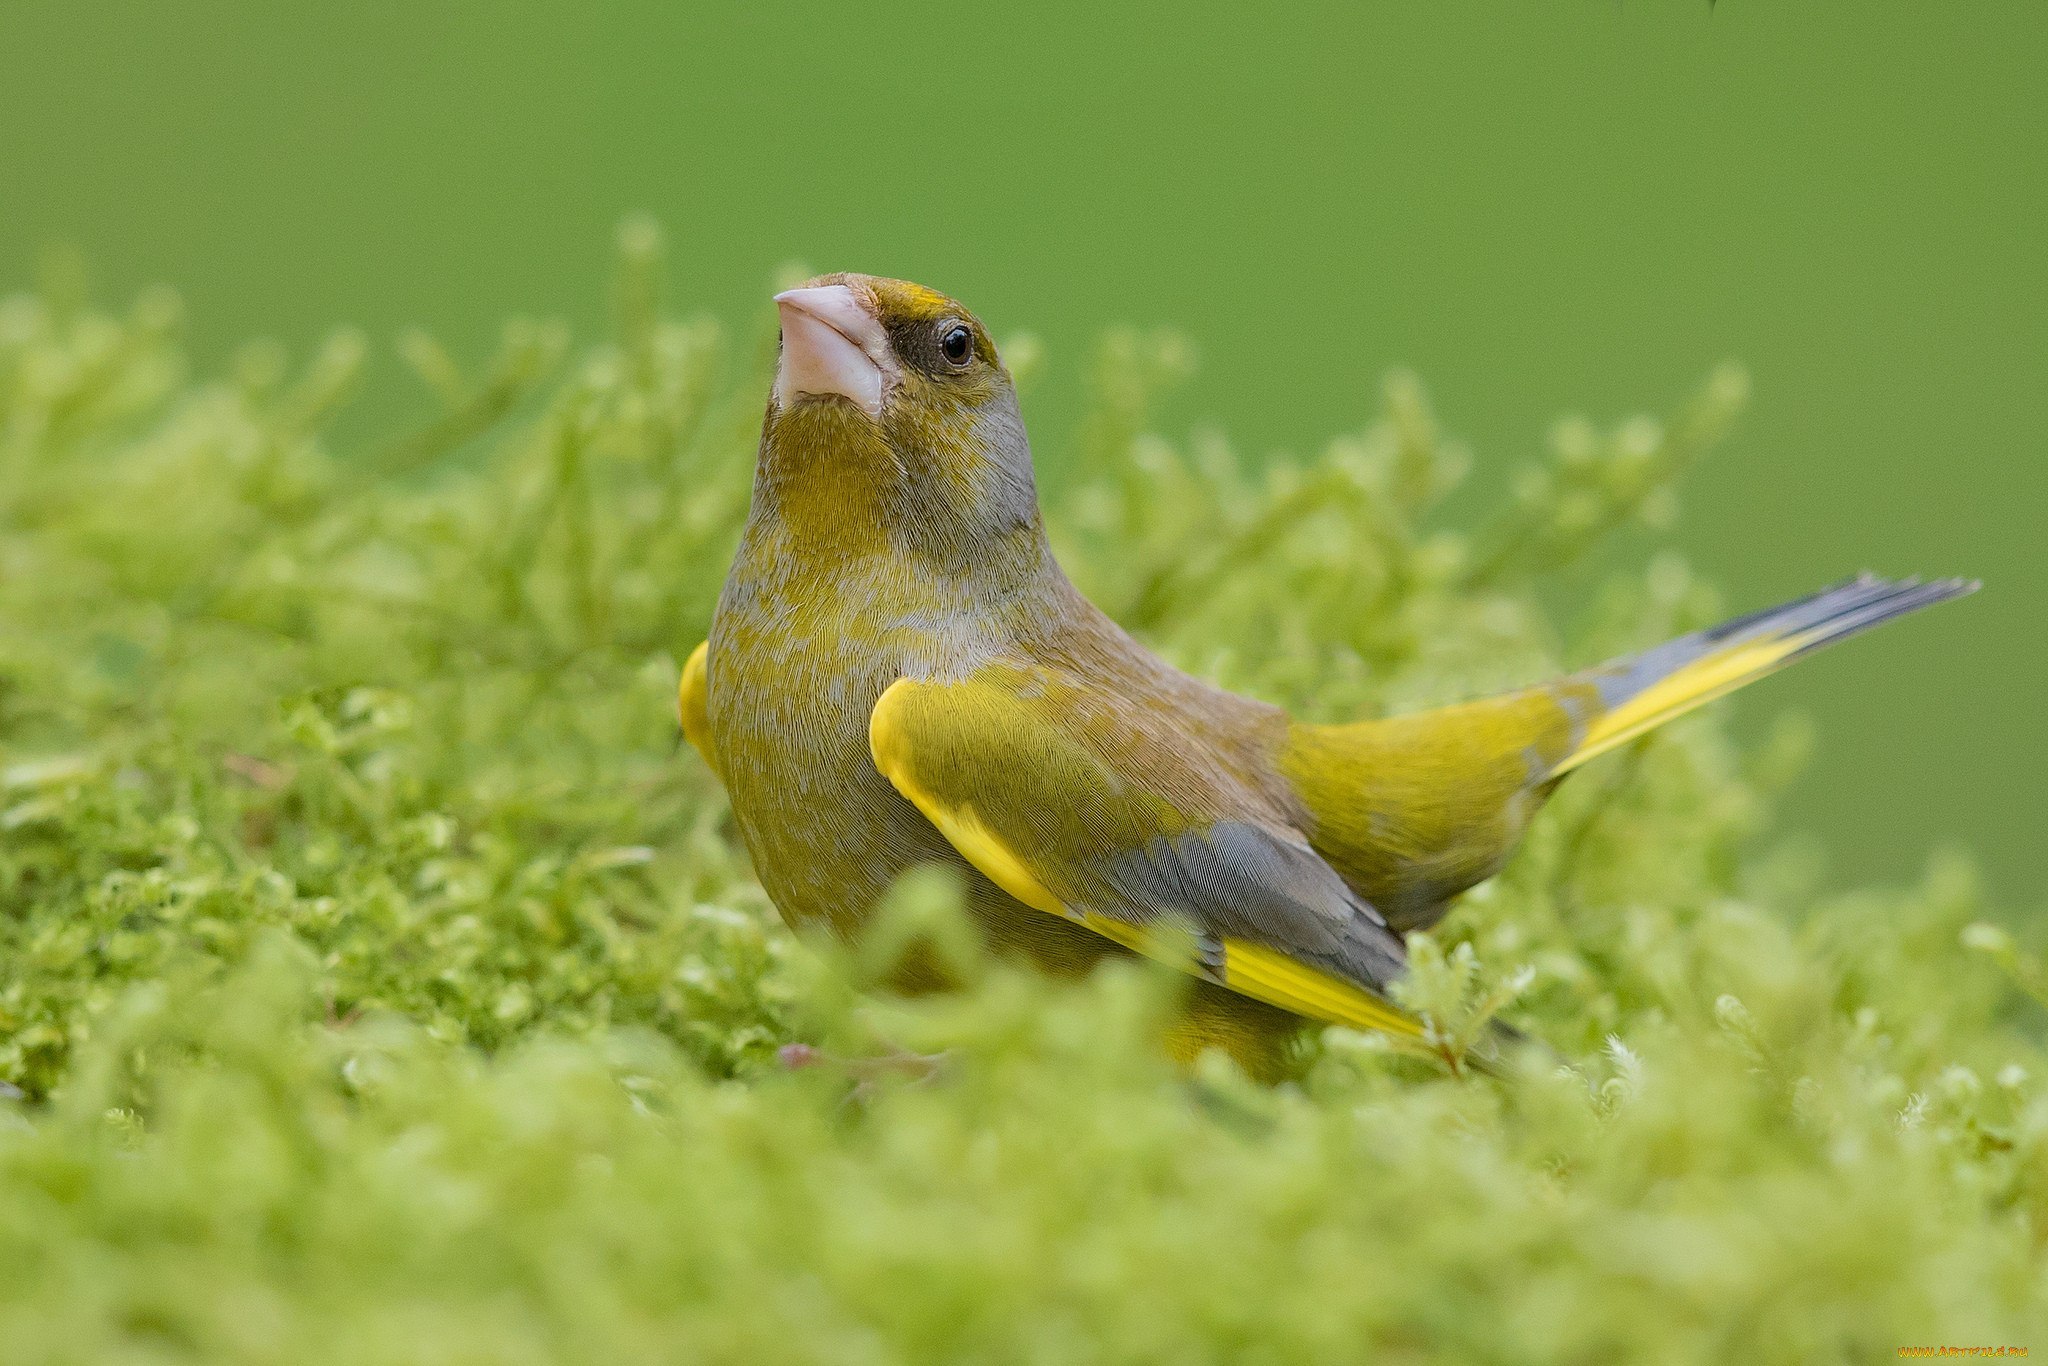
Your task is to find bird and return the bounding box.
[679,272,1974,1080]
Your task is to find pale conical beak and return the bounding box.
[773,284,897,418]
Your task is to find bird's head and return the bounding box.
[760,274,1042,566]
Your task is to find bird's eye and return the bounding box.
[939,324,973,368]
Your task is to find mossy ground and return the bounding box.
[1,229,2042,1362]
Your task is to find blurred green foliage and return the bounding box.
[6,3,2036,896]
[1,231,2042,1361]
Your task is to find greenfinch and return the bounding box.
[680,273,1973,1078]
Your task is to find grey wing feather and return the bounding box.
[1078,820,1409,994]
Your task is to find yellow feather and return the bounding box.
[1219,939,1424,1037]
[1552,636,1803,778]
[679,641,713,766]
[872,679,1068,919]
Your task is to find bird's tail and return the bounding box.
[1548,574,1977,780]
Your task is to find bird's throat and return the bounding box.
[755,402,906,551]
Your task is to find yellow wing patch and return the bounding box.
[871,679,1068,919]
[679,641,714,768]
[1219,939,1424,1037]
[870,678,1424,1040]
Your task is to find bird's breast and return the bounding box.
[706,550,982,939]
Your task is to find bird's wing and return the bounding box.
[868,663,1423,1038]
[678,641,717,774]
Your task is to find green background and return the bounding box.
[3,1,2040,898]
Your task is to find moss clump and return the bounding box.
[1,227,2041,1361]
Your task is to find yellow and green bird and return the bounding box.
[680,273,1973,1078]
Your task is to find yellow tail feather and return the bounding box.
[1551,575,1974,780]
[1554,636,1807,777]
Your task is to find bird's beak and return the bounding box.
[773,284,896,418]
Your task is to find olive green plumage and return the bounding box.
[682,272,1973,1079]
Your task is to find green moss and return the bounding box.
[0,226,2040,1361]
